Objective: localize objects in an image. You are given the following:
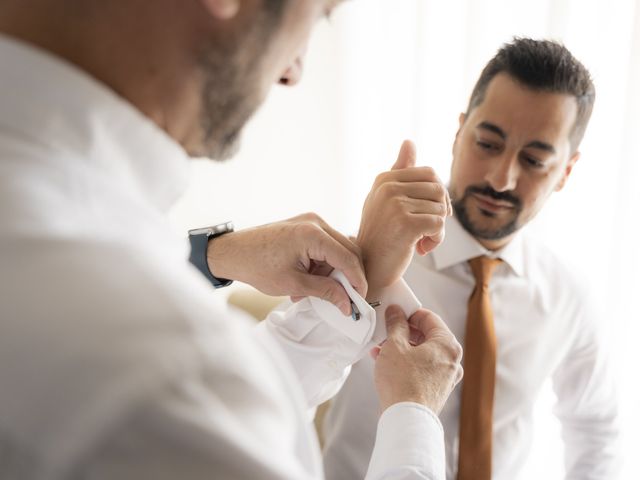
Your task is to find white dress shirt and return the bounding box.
[323,216,620,480]
[0,35,444,479]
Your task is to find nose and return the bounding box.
[485,150,519,192]
[279,57,304,86]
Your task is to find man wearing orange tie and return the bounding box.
[324,38,620,480]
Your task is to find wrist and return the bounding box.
[205,230,237,281]
[370,278,422,318]
[359,249,382,301]
[381,395,432,413]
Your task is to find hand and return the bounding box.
[357,140,451,300]
[372,305,463,413]
[206,213,366,316]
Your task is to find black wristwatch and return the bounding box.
[188,221,234,288]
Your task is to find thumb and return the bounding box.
[391,140,417,170]
[294,272,352,316]
[385,304,410,343]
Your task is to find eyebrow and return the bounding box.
[475,121,556,154]
[525,140,556,154]
[476,121,506,139]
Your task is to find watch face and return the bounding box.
[188,221,234,237]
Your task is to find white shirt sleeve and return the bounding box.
[72,279,444,480]
[71,378,322,480]
[71,380,445,480]
[255,276,445,480]
[551,297,621,479]
[255,299,364,409]
[256,274,421,409]
[366,403,446,480]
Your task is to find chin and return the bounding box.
[211,135,242,161]
[188,129,243,161]
[456,203,520,241]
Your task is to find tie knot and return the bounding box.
[469,256,501,286]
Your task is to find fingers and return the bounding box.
[377,139,452,217]
[375,167,452,217]
[385,304,410,344]
[408,309,463,367]
[406,213,445,240]
[416,235,443,256]
[298,222,368,298]
[408,324,426,346]
[380,181,449,205]
[292,272,352,315]
[375,166,440,186]
[392,140,417,170]
[407,308,450,339]
[400,198,448,217]
[312,215,362,261]
[318,240,367,299]
[370,345,382,360]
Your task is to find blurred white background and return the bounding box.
[170,1,640,478]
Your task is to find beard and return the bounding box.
[452,184,523,240]
[193,42,268,160]
[192,7,284,160]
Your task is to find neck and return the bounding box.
[0,0,203,151]
[475,234,515,252]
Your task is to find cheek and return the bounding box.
[518,178,557,216]
[274,4,318,62]
[452,149,484,187]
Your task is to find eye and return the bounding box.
[476,140,498,151]
[522,154,544,169]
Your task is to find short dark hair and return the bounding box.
[466,38,595,152]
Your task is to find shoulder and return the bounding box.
[0,234,258,475]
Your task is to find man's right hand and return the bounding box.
[372,305,463,414]
[206,213,366,316]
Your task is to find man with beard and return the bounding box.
[323,38,620,480]
[0,0,462,479]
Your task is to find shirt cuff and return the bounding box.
[371,277,422,345]
[309,271,422,347]
[366,402,445,480]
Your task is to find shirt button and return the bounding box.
[328,360,338,369]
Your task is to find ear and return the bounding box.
[452,112,466,154]
[199,0,241,20]
[458,112,466,129]
[555,151,580,192]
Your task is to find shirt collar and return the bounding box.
[431,214,525,276]
[0,34,190,212]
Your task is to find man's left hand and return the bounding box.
[357,140,451,300]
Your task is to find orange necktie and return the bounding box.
[457,256,502,480]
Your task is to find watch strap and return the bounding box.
[188,233,233,288]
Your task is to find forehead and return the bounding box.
[468,73,578,145]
